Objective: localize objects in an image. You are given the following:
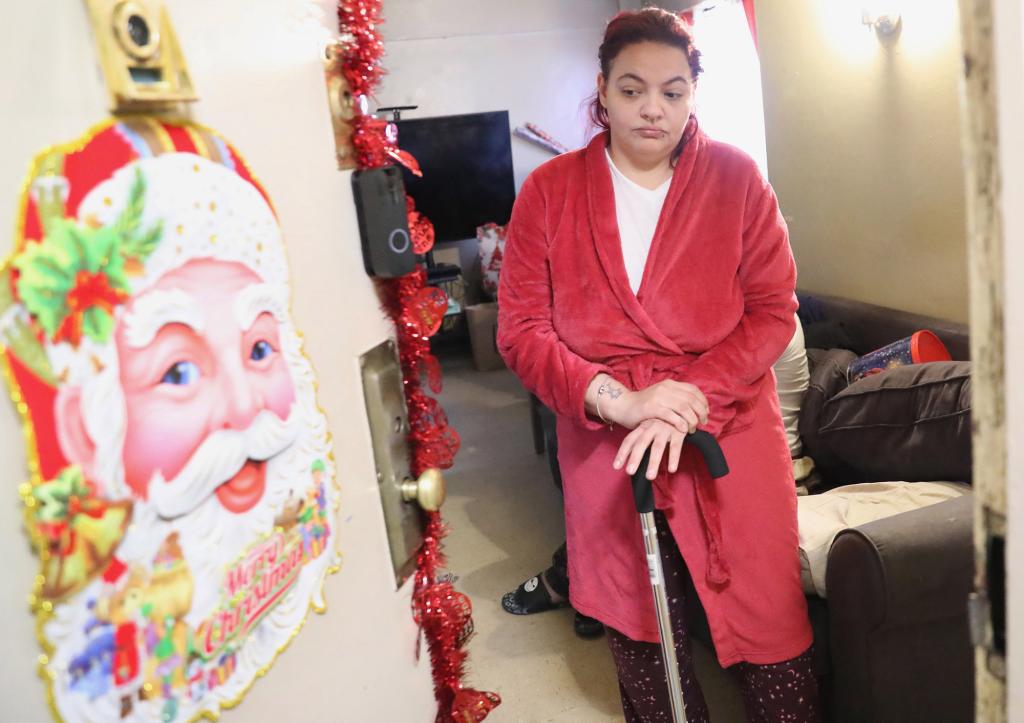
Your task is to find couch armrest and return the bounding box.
[826,494,972,627]
[824,494,974,723]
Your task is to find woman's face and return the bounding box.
[598,41,695,163]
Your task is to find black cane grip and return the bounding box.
[630,431,729,514]
[631,449,656,513]
[685,430,730,479]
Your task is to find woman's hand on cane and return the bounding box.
[613,419,687,480]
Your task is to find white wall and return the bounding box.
[757,0,969,323]
[379,0,618,191]
[0,1,436,720]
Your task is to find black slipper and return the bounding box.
[573,612,604,639]
[501,573,568,615]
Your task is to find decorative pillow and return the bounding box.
[798,348,857,467]
[818,361,972,481]
[476,222,507,300]
[798,481,970,597]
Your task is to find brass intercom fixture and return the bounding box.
[84,0,197,112]
[361,340,446,587]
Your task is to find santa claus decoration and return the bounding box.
[1,117,339,722]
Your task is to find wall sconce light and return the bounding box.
[862,6,902,36]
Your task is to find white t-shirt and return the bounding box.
[605,148,671,294]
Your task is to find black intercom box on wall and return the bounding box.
[351,165,416,278]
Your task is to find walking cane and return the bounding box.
[630,430,729,723]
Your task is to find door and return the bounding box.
[958,0,1022,720]
[0,1,438,720]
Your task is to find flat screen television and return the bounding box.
[394,111,516,244]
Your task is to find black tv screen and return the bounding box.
[395,111,516,244]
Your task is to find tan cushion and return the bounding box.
[797,481,970,597]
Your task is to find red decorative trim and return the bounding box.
[335,2,499,719]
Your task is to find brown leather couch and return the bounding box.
[789,292,974,723]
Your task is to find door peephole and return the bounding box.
[84,0,197,111]
[112,2,160,62]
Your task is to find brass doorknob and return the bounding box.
[401,468,446,511]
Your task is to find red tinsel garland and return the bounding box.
[336,2,500,720]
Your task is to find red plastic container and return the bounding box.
[847,330,952,382]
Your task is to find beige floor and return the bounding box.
[436,351,747,722]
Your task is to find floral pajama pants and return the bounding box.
[605,511,821,723]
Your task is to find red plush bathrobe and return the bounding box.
[496,126,813,666]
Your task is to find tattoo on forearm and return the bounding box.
[598,381,623,400]
[594,379,622,427]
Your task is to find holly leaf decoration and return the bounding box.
[0,266,57,383]
[13,221,129,345]
[113,167,145,242]
[32,466,92,523]
[14,239,77,338]
[11,165,161,348]
[30,465,133,601]
[81,303,115,342]
[115,168,163,262]
[123,219,164,263]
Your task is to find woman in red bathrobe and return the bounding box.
[497,8,819,722]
